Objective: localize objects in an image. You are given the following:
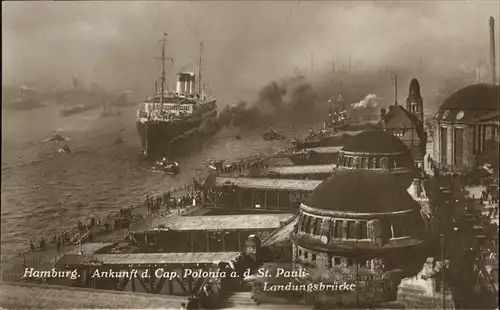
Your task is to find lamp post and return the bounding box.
[440,233,446,310]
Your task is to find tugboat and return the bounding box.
[136,34,217,160]
[153,157,180,175]
[263,127,285,141]
[325,93,350,131]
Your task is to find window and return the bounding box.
[391,217,404,238]
[358,221,368,239]
[303,216,311,233]
[440,127,448,165]
[348,157,353,167]
[454,128,464,169]
[314,218,323,235]
[312,254,317,262]
[361,157,368,169]
[375,158,381,168]
[347,258,357,267]
[388,157,395,169]
[380,157,388,169]
[304,251,309,259]
[354,157,360,168]
[328,254,333,268]
[334,257,341,266]
[381,220,392,240]
[334,220,343,239]
[346,221,357,239]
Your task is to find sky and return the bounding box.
[2,1,499,103]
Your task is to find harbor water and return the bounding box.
[1,104,308,261]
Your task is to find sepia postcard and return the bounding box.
[1,1,499,309]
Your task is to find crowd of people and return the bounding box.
[146,186,203,215]
[27,180,204,254]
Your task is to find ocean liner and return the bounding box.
[136,34,217,160]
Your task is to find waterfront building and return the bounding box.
[336,130,416,189]
[432,84,499,173]
[380,78,427,168]
[247,170,429,308]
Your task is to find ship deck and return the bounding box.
[214,177,321,191]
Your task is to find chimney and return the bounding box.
[490,17,496,84]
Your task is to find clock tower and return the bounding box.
[406,78,424,122]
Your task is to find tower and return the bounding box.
[406,78,424,122]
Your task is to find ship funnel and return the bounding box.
[189,74,196,95]
[176,72,197,94]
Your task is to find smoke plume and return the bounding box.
[351,94,378,109]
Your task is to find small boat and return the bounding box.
[153,158,180,175]
[263,127,285,141]
[164,161,180,175]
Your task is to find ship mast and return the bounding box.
[198,41,204,97]
[155,33,173,111]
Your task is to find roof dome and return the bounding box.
[341,130,410,154]
[440,84,499,111]
[305,170,421,213]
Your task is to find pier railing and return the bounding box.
[4,144,295,266]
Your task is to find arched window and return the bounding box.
[354,157,361,169]
[348,157,353,167]
[380,157,388,170]
[314,218,323,235]
[303,216,311,233]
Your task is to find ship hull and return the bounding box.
[136,119,202,160]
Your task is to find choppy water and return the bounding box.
[1,103,306,261]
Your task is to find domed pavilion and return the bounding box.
[336,130,416,189]
[292,170,427,276]
[432,83,499,172]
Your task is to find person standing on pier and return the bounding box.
[29,240,35,252]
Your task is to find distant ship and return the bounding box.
[291,93,350,150]
[3,84,44,111]
[56,79,108,116]
[136,34,217,160]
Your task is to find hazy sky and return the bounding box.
[3,1,499,102]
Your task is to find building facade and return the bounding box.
[337,130,416,189]
[381,78,427,168]
[432,84,500,173]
